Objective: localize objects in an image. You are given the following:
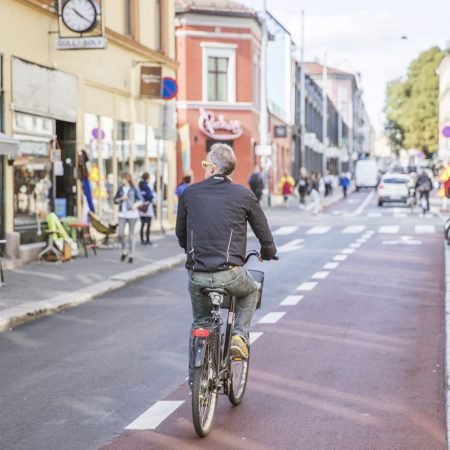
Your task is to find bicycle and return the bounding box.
[189,251,278,437]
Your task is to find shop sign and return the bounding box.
[198,110,243,140]
[17,140,49,157]
[274,125,287,138]
[140,66,162,98]
[56,37,107,50]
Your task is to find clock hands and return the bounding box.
[70,6,91,24]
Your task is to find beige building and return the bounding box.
[0,0,177,260]
[437,51,450,158]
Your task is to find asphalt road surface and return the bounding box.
[0,191,446,450]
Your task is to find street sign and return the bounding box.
[255,144,272,156]
[140,66,162,98]
[161,77,178,100]
[56,37,107,50]
[443,126,450,138]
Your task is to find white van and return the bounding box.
[355,159,379,190]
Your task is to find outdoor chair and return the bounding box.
[88,211,118,247]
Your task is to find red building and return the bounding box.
[175,0,262,185]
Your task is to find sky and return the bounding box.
[240,0,449,135]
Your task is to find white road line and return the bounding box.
[415,225,436,234]
[367,212,382,218]
[125,401,184,430]
[306,226,331,235]
[333,254,348,261]
[277,238,304,254]
[312,271,329,279]
[342,225,366,234]
[324,262,339,270]
[354,191,375,215]
[357,238,367,243]
[273,226,299,236]
[297,281,318,291]
[342,248,355,254]
[350,243,362,248]
[393,213,408,218]
[280,295,304,306]
[258,312,286,324]
[378,225,400,234]
[249,332,264,344]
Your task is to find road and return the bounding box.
[0,191,446,450]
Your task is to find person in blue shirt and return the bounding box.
[138,172,155,245]
[175,175,192,198]
[339,173,351,198]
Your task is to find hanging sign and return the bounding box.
[198,110,243,140]
[140,66,162,98]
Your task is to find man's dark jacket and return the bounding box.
[176,174,277,272]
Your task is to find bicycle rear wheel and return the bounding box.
[192,340,218,437]
[228,350,250,406]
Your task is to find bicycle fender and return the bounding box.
[193,337,208,368]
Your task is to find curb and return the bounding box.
[445,242,450,448]
[0,253,186,332]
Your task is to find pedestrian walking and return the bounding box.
[324,173,333,197]
[416,169,433,213]
[248,166,264,202]
[296,167,309,209]
[279,171,295,207]
[309,172,321,215]
[175,175,192,199]
[114,172,143,263]
[339,172,351,198]
[138,172,155,246]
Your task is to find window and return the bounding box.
[124,0,138,39]
[201,43,237,103]
[155,0,162,52]
[208,57,228,102]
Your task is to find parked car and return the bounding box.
[355,159,379,190]
[377,173,410,207]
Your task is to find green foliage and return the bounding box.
[384,47,445,155]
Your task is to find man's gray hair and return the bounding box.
[209,143,237,176]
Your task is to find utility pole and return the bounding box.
[299,10,306,173]
[322,54,328,176]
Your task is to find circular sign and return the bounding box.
[443,126,450,138]
[161,77,178,100]
[91,128,105,140]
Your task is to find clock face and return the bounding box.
[62,0,97,33]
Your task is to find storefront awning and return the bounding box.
[0,132,20,157]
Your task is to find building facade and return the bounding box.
[175,0,261,186]
[0,0,177,257]
[437,52,450,158]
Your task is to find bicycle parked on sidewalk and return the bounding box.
[189,251,278,437]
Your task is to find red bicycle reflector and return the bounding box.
[192,328,210,337]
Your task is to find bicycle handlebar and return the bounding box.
[244,251,279,264]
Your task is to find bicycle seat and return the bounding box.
[201,287,228,296]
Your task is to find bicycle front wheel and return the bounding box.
[192,341,218,437]
[228,350,250,406]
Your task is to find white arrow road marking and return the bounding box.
[382,235,422,246]
[273,226,299,236]
[312,271,329,279]
[258,312,286,324]
[126,401,184,430]
[297,281,318,291]
[342,248,355,254]
[324,262,340,270]
[249,332,263,344]
[342,225,366,234]
[306,226,331,235]
[333,254,348,261]
[415,225,435,234]
[378,225,399,234]
[277,238,304,254]
[280,295,304,306]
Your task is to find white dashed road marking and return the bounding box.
[126,401,185,430]
[342,225,366,234]
[350,243,362,248]
[312,271,329,279]
[297,282,318,291]
[273,226,299,236]
[324,262,339,270]
[249,332,264,344]
[342,248,355,254]
[415,225,436,234]
[258,312,286,324]
[280,295,304,306]
[306,226,331,235]
[333,255,348,261]
[378,226,399,234]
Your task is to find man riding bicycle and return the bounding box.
[176,143,277,379]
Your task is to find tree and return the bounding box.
[384,47,444,155]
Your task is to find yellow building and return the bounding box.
[0,0,177,260]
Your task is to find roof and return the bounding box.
[175,0,256,18]
[303,62,353,77]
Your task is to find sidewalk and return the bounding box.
[0,188,351,332]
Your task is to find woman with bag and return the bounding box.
[114,172,143,263]
[138,172,155,245]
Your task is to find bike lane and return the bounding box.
[102,226,446,449]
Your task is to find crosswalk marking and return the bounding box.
[273,226,299,236]
[312,271,329,279]
[378,226,400,234]
[249,332,263,344]
[126,401,185,430]
[277,238,304,254]
[333,254,348,261]
[280,295,304,306]
[367,212,382,218]
[342,225,366,234]
[306,226,331,235]
[297,281,318,291]
[324,262,339,270]
[342,248,355,254]
[258,312,286,324]
[393,213,408,218]
[414,225,436,234]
